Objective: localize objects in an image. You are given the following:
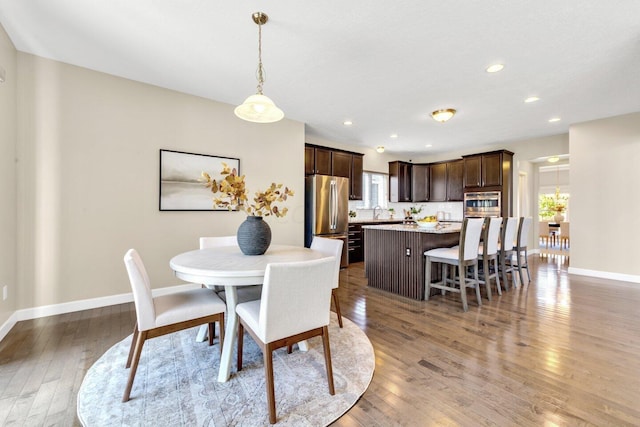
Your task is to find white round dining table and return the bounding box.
[170,244,326,382]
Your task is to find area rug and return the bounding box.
[77,314,374,426]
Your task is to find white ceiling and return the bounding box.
[1,1,639,157]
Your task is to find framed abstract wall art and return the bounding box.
[159,149,240,211]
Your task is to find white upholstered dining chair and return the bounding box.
[424,218,484,312]
[310,236,344,328]
[122,249,226,402]
[235,257,336,424]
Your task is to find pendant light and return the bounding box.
[234,12,284,123]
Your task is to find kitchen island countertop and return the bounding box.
[362,222,461,234]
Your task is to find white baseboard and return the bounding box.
[568,267,640,284]
[0,283,201,342]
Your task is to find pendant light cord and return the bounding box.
[256,17,264,95]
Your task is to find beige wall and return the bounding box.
[569,113,640,279]
[15,53,305,310]
[0,25,17,326]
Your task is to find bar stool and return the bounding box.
[477,217,503,300]
[498,217,519,290]
[511,217,532,287]
[424,218,484,312]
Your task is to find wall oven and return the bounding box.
[464,191,501,218]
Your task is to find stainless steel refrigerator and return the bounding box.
[305,175,349,268]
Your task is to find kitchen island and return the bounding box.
[363,223,461,300]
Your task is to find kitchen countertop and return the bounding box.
[362,222,461,234]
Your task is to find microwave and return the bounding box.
[464,191,501,218]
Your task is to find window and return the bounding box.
[361,171,388,209]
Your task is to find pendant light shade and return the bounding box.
[235,12,284,123]
[234,93,284,123]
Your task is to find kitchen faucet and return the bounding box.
[373,205,382,220]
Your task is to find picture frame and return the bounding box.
[159,149,240,211]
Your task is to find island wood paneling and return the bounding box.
[364,228,459,300]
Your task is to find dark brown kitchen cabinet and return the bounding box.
[446,159,464,201]
[428,160,463,202]
[411,164,430,202]
[350,154,363,200]
[348,223,363,263]
[305,146,332,175]
[305,144,364,200]
[463,150,513,190]
[331,151,352,178]
[429,162,447,202]
[389,161,412,202]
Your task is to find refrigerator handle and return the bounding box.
[330,179,337,230]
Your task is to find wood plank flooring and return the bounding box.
[1,253,639,426]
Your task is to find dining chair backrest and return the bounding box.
[200,236,237,249]
[485,217,503,256]
[259,257,335,343]
[124,249,156,331]
[501,217,519,252]
[516,217,533,249]
[560,221,570,237]
[539,221,550,235]
[310,236,343,290]
[460,218,484,261]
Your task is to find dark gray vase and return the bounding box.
[237,216,272,255]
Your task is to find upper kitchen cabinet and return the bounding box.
[411,164,430,202]
[429,160,464,202]
[350,154,363,200]
[463,150,514,190]
[389,161,412,202]
[446,159,464,201]
[305,144,363,200]
[305,145,332,175]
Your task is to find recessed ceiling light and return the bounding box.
[548,117,561,123]
[425,144,433,148]
[376,146,385,153]
[343,120,353,126]
[486,63,504,73]
[524,96,540,103]
[390,134,398,139]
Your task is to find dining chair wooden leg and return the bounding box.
[264,344,277,424]
[126,323,139,369]
[208,322,214,346]
[237,322,244,371]
[123,330,148,402]
[332,290,343,328]
[218,316,225,355]
[321,326,335,395]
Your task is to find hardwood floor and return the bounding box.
[1,254,639,426]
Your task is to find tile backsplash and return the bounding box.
[348,201,463,221]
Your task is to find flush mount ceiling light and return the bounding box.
[431,108,456,123]
[376,146,385,153]
[234,12,284,123]
[390,133,398,139]
[486,63,504,73]
[343,120,353,126]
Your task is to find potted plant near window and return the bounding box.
[202,163,294,255]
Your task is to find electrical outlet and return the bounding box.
[2,285,7,301]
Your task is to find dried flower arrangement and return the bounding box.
[202,163,294,217]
